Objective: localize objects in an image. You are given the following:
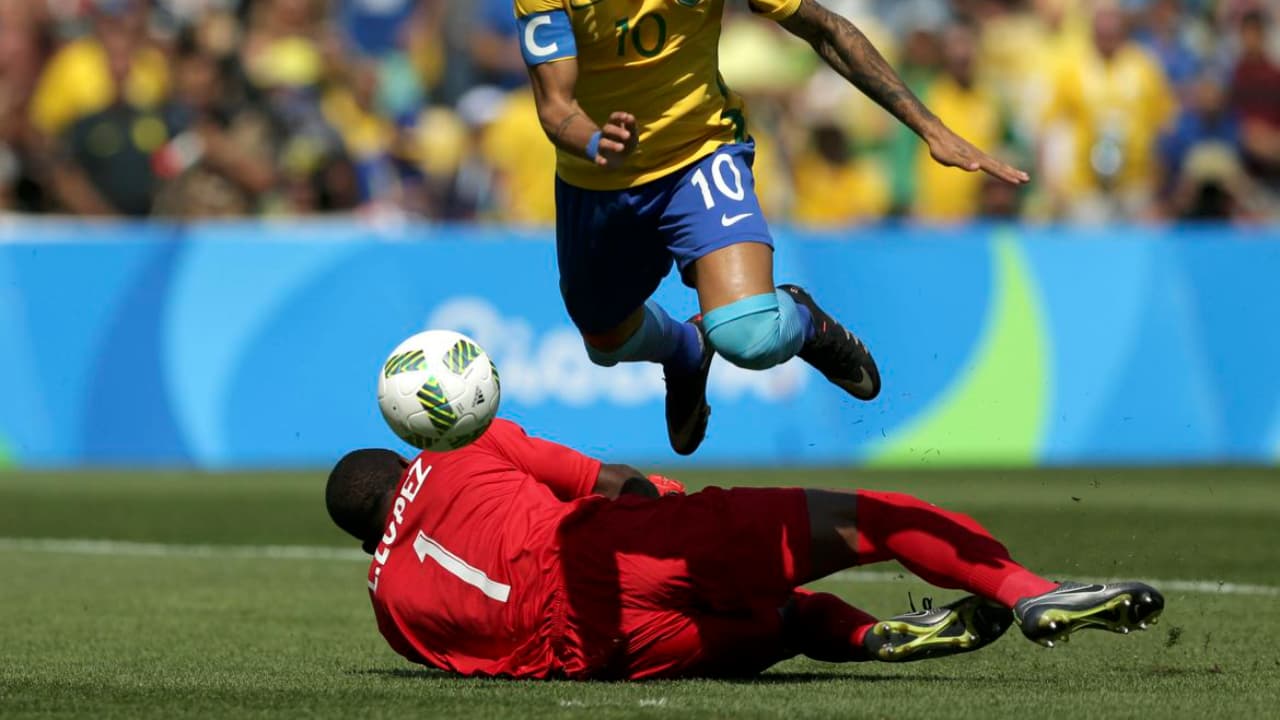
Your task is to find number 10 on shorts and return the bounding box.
[690,153,747,210]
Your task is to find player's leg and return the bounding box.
[597,606,793,680]
[689,243,806,371]
[662,142,880,400]
[804,489,1165,648]
[562,486,1009,674]
[783,588,1013,663]
[614,594,970,678]
[582,302,714,458]
[781,588,877,662]
[578,303,703,379]
[606,590,1006,679]
[554,178,713,455]
[580,303,710,396]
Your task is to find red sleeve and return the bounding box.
[480,419,601,501]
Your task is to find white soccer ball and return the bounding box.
[377,330,501,451]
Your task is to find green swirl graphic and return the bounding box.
[870,235,1049,467]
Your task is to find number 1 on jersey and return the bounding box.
[615,18,629,56]
[413,530,511,602]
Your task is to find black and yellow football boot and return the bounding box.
[1013,581,1165,648]
[864,595,1014,662]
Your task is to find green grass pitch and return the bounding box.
[2,467,1278,719]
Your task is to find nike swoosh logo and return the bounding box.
[721,212,754,227]
[850,369,875,394]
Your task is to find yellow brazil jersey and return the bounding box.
[1043,42,1175,197]
[29,38,169,137]
[514,0,801,191]
[914,76,1003,221]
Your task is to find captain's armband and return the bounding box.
[518,10,578,66]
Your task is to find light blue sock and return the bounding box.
[585,301,703,373]
[795,302,816,342]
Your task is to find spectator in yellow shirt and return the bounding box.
[913,19,1009,222]
[28,1,168,139]
[478,88,557,225]
[48,33,169,216]
[981,0,1088,130]
[1041,3,1176,221]
[791,122,892,227]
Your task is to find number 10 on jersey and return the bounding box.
[616,13,667,57]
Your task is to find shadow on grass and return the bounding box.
[1147,664,1227,677]
[348,667,964,685]
[350,668,454,680]
[727,671,963,685]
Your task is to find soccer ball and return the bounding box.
[377,330,501,451]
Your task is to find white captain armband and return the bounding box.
[518,10,577,66]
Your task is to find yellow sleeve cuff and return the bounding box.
[749,0,802,21]
[514,0,566,17]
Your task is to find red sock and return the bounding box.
[853,490,1058,607]
[786,589,878,662]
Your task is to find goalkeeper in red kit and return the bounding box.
[326,420,1164,680]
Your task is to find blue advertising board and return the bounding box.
[1,219,1278,468]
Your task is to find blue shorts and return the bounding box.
[555,141,773,334]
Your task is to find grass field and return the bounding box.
[2,467,1278,719]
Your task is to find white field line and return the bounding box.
[0,537,368,562]
[826,571,1280,598]
[2,537,1276,598]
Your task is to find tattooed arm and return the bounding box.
[527,58,637,168]
[778,0,1029,184]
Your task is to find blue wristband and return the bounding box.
[585,131,602,161]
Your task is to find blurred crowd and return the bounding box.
[0,0,1277,225]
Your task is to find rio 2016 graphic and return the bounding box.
[0,220,1277,468]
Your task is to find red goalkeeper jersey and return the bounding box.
[366,419,602,678]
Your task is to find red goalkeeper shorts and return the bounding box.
[554,487,811,679]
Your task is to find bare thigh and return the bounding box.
[804,489,861,582]
[690,242,776,315]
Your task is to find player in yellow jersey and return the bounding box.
[516,0,1029,455]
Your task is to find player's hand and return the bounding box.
[647,474,686,496]
[596,112,638,168]
[924,124,1030,185]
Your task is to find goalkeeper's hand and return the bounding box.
[647,474,686,497]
